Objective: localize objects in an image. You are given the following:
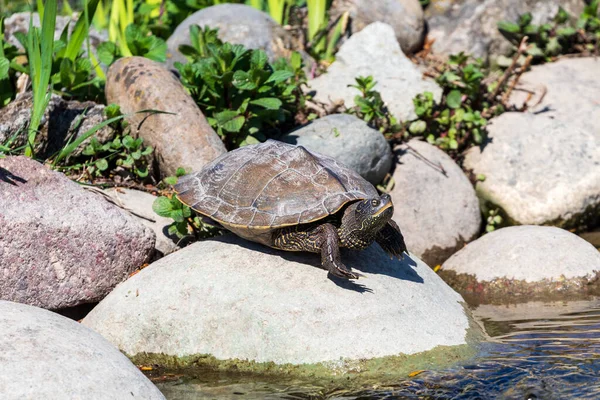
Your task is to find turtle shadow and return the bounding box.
[0,167,27,186]
[212,235,424,293]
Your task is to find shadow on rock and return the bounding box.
[212,234,424,293]
[0,167,27,185]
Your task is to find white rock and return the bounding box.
[442,226,600,282]
[391,140,481,266]
[83,235,472,368]
[308,22,442,122]
[464,112,600,227]
[0,301,165,400]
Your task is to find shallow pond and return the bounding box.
[149,297,600,399]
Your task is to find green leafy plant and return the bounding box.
[175,25,306,148]
[97,23,167,65]
[485,208,504,233]
[408,53,498,153]
[54,104,153,179]
[153,169,221,240]
[347,75,399,134]
[0,17,24,107]
[498,3,600,61]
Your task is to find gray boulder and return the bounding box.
[330,0,425,53]
[105,57,227,177]
[166,4,306,67]
[0,156,155,309]
[281,114,392,185]
[83,235,475,376]
[464,112,600,229]
[440,226,600,303]
[100,188,180,256]
[509,57,600,136]
[0,300,165,399]
[0,92,114,159]
[391,139,481,267]
[308,22,442,122]
[425,0,585,62]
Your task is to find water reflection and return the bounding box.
[154,298,600,399]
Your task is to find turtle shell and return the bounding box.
[174,139,379,231]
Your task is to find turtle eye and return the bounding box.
[371,199,379,207]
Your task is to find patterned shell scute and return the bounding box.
[174,140,378,229]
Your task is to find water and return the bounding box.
[150,297,600,399]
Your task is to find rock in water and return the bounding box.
[281,114,392,185]
[308,22,442,122]
[440,226,600,303]
[464,112,600,229]
[330,0,425,53]
[105,57,226,177]
[425,0,585,62]
[391,140,481,266]
[83,235,476,376]
[166,4,306,67]
[0,300,165,399]
[0,156,155,309]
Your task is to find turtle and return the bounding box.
[174,139,407,279]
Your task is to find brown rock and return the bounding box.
[0,156,155,309]
[105,57,226,177]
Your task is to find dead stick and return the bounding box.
[489,36,529,101]
[502,54,533,105]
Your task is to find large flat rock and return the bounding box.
[308,22,442,122]
[464,112,600,228]
[83,235,475,376]
[0,301,165,399]
[391,140,481,266]
[0,156,155,309]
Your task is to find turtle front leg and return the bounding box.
[375,220,408,259]
[273,223,364,280]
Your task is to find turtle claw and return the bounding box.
[329,265,365,280]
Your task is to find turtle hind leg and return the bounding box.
[273,223,364,280]
[376,220,408,260]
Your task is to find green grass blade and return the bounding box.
[64,0,100,62]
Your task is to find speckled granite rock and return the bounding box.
[0,156,155,309]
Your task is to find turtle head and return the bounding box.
[339,194,394,248]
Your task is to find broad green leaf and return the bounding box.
[497,21,520,33]
[164,176,178,185]
[152,196,176,218]
[215,110,245,133]
[250,97,282,110]
[232,70,257,90]
[97,41,118,65]
[266,70,294,85]
[446,90,462,109]
[95,158,108,171]
[0,57,9,79]
[250,49,268,70]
